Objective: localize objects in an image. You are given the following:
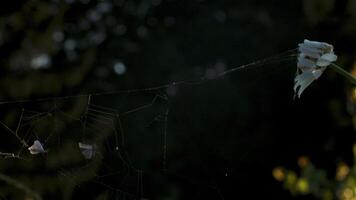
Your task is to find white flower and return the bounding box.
[78,142,95,159]
[294,39,338,98]
[28,140,46,154]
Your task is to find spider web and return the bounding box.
[0,49,297,199]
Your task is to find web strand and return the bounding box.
[0,48,298,198]
[0,49,297,105]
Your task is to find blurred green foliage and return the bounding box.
[273,145,356,200]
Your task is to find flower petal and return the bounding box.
[320,53,337,62]
[298,56,316,68]
[299,45,322,58]
[294,71,316,98]
[312,69,324,79]
[303,39,330,50]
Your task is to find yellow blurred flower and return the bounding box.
[272,167,285,182]
[353,144,356,157]
[286,171,297,186]
[351,87,356,103]
[336,163,350,181]
[343,188,354,200]
[296,178,309,194]
[298,156,310,168]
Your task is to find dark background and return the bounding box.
[0,0,356,199]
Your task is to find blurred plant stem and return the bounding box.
[0,173,42,200]
[330,63,356,85]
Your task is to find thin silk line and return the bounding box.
[0,49,297,105]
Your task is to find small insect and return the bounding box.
[28,140,47,154]
[78,142,96,159]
